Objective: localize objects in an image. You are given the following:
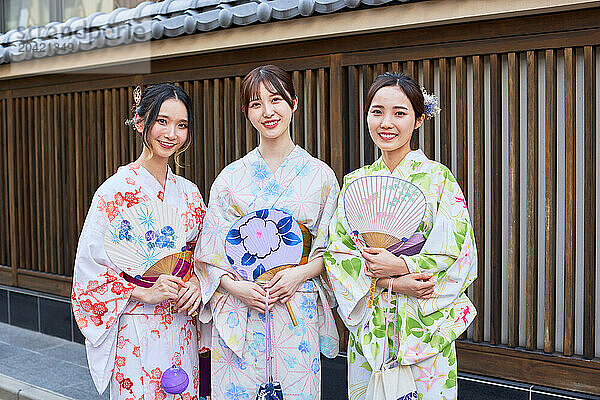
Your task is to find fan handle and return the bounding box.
[367,278,377,308]
[256,265,298,326]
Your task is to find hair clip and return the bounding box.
[125,86,143,127]
[133,86,142,114]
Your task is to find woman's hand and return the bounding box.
[362,247,410,278]
[265,257,324,304]
[390,273,435,299]
[220,275,273,313]
[131,275,184,305]
[174,275,202,315]
[264,267,307,304]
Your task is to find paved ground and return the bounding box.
[0,323,108,400]
[2,322,596,400]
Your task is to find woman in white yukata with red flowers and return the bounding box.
[72,84,208,400]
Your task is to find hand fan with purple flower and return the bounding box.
[225,208,305,325]
[343,176,427,307]
[103,200,187,278]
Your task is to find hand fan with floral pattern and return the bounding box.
[103,200,187,278]
[225,208,305,325]
[343,176,427,307]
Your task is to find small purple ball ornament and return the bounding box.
[161,365,189,395]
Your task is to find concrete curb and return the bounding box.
[0,374,72,400]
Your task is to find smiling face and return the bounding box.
[136,98,189,161]
[367,85,424,160]
[246,83,297,142]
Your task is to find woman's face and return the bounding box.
[367,85,423,156]
[246,82,297,141]
[136,98,189,161]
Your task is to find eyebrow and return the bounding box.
[370,104,409,110]
[250,92,282,102]
[157,114,188,122]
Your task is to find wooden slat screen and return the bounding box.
[0,37,598,394]
[0,98,9,268]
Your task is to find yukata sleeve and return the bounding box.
[194,174,250,356]
[308,173,341,261]
[323,176,372,327]
[183,184,207,248]
[400,170,478,315]
[194,178,234,305]
[71,193,136,347]
[308,172,341,309]
[71,192,137,393]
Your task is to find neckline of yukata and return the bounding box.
[130,162,176,197]
[252,144,302,176]
[372,149,426,174]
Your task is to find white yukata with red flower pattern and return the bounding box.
[72,163,207,400]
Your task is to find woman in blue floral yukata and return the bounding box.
[194,65,340,400]
[325,73,478,400]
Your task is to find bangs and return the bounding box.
[247,74,288,101]
[240,65,296,115]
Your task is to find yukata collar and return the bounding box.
[250,144,302,174]
[372,149,426,174]
[130,162,175,194]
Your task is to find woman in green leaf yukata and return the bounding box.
[324,73,477,400]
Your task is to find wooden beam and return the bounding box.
[563,47,576,357]
[507,52,520,348]
[6,93,17,286]
[489,53,503,345]
[457,341,600,395]
[16,269,72,298]
[455,56,468,192]
[525,50,539,351]
[329,54,344,182]
[471,55,485,343]
[583,45,596,360]
[439,58,451,166]
[544,49,557,354]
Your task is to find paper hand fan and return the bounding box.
[343,176,427,307]
[124,250,193,288]
[225,208,305,325]
[104,200,187,279]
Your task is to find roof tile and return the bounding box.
[0,0,418,65]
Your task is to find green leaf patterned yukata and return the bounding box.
[324,150,477,400]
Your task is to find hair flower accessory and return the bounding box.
[125,85,143,127]
[422,87,441,119]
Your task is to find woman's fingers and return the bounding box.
[169,275,186,286]
[251,301,266,314]
[264,272,282,289]
[160,274,185,286]
[422,280,435,290]
[165,290,178,301]
[175,287,193,309]
[252,284,267,297]
[413,272,433,281]
[361,252,378,263]
[269,285,287,298]
[189,297,202,315]
[162,280,181,294]
[179,291,199,312]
